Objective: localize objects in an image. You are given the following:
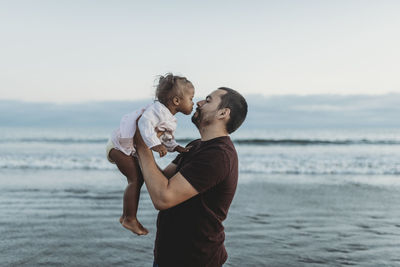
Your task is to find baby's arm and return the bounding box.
[151,144,168,157]
[163,138,190,153]
[162,137,178,152]
[161,135,191,153]
[174,145,191,153]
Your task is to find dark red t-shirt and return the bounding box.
[154,136,238,267]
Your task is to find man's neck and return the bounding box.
[199,124,228,141]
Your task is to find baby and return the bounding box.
[106,74,195,235]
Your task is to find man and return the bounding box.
[134,87,248,267]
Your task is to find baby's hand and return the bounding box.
[156,130,164,139]
[174,145,192,153]
[151,144,168,157]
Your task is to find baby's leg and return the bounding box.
[109,148,148,235]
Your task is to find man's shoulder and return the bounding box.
[198,137,237,160]
[207,136,236,152]
[186,138,201,147]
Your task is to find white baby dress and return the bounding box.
[111,101,178,156]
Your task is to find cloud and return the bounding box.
[1,93,399,129]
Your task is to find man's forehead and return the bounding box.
[209,89,227,99]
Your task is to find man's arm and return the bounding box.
[134,129,198,210]
[162,163,178,178]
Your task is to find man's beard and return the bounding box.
[192,108,213,129]
[191,108,201,129]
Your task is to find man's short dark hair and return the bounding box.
[218,87,248,134]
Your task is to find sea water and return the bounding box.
[1,126,400,266]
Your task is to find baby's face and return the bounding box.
[178,85,195,115]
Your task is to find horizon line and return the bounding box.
[1,92,399,105]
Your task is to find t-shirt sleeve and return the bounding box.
[179,148,229,193]
[172,153,182,165]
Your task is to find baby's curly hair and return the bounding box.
[156,73,192,106]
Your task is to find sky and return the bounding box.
[1,0,399,102]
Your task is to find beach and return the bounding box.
[1,126,400,266]
[2,169,400,266]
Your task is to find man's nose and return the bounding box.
[197,100,205,107]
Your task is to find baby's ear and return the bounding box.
[172,96,180,106]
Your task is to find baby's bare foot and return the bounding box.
[122,217,149,236]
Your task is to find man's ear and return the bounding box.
[218,108,230,119]
[172,96,180,106]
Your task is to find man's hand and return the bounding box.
[151,144,168,157]
[174,145,192,153]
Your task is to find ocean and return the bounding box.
[1,125,400,266]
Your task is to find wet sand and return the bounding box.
[1,170,400,266]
